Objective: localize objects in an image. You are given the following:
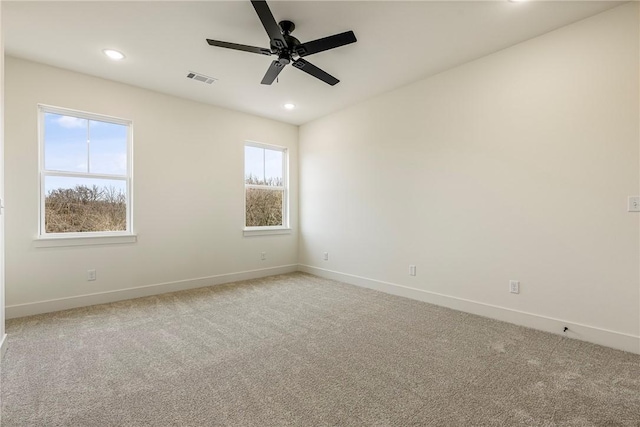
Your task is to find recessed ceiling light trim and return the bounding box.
[103,49,125,60]
[283,103,296,110]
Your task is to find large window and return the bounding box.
[38,105,132,237]
[244,142,288,230]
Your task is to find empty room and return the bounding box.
[0,1,639,425]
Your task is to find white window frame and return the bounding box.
[37,104,135,244]
[243,141,290,236]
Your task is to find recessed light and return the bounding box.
[283,103,295,110]
[103,49,125,60]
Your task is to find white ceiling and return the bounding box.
[3,1,622,125]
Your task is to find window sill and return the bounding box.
[33,234,137,248]
[243,228,292,237]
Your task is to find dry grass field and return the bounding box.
[245,175,284,227]
[245,188,283,227]
[45,185,126,233]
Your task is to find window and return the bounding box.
[38,105,132,238]
[244,142,288,231]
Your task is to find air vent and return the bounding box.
[186,71,217,84]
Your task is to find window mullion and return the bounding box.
[43,170,127,180]
[245,184,284,191]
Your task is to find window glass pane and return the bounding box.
[245,146,264,184]
[44,113,88,173]
[44,176,127,233]
[89,120,127,175]
[264,149,283,186]
[245,188,283,227]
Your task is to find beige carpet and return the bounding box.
[1,272,639,426]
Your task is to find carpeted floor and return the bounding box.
[1,272,639,426]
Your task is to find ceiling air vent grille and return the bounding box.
[187,71,217,84]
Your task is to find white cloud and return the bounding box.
[56,116,86,129]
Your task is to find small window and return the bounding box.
[244,142,288,229]
[38,105,133,237]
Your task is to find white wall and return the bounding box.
[4,57,298,316]
[299,4,640,353]
[0,2,7,356]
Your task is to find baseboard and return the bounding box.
[0,333,7,360]
[6,264,298,319]
[298,264,640,355]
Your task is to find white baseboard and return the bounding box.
[6,264,298,319]
[0,333,7,360]
[298,264,640,355]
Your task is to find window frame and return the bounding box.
[37,104,134,240]
[243,140,290,236]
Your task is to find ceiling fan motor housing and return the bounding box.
[271,20,301,60]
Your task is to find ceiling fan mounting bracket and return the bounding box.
[279,20,295,35]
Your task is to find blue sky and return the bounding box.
[245,145,282,185]
[44,113,127,194]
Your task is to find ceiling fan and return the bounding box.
[206,0,357,86]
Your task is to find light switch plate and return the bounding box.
[628,196,640,212]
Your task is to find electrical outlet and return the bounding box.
[323,252,329,261]
[87,269,96,281]
[260,252,266,261]
[409,265,416,276]
[509,280,519,294]
[628,196,640,212]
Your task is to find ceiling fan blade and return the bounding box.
[261,60,286,85]
[251,0,288,50]
[292,58,339,86]
[206,39,271,56]
[295,31,357,57]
